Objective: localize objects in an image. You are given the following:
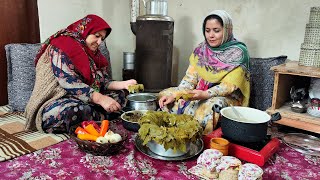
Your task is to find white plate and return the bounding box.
[307,107,320,118]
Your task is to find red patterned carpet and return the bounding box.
[0,120,319,180]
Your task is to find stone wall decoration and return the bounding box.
[298,7,320,67]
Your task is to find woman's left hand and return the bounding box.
[123,79,137,90]
[189,89,210,100]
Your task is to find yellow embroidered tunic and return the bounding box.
[159,40,250,134]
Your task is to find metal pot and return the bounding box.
[145,0,168,16]
[123,52,135,70]
[214,106,281,143]
[147,140,189,157]
[126,93,158,110]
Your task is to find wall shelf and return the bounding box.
[266,61,320,134]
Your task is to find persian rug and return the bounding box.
[0,105,68,162]
[0,126,319,179]
[0,106,319,179]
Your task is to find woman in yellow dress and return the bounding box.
[158,10,250,134]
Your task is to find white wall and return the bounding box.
[38,0,320,82]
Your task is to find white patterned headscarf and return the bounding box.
[203,10,234,45]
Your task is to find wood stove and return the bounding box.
[135,15,174,92]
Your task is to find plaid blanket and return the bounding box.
[0,105,69,162]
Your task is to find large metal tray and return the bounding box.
[282,133,320,157]
[134,136,204,161]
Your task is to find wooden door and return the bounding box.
[0,0,40,105]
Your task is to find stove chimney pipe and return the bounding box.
[130,0,142,35]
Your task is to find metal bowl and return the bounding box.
[126,93,158,110]
[120,110,148,132]
[147,140,190,157]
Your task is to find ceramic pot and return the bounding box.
[214,106,281,143]
[210,138,230,156]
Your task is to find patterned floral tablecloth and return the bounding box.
[0,121,319,180]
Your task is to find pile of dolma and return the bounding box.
[138,111,202,153]
[128,84,144,93]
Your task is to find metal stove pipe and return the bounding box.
[130,0,140,35]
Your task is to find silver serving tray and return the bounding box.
[282,133,320,157]
[134,136,204,161]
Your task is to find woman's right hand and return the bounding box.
[92,92,121,112]
[159,95,175,108]
[100,95,121,112]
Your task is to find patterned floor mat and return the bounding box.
[0,105,68,161]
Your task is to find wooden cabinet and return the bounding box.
[267,61,320,134]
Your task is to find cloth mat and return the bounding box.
[0,105,69,162]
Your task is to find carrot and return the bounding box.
[99,120,109,136]
[84,124,100,136]
[75,126,89,135]
[77,133,98,141]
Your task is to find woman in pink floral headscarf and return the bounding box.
[159,10,250,134]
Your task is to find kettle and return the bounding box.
[144,0,168,16]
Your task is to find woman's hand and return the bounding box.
[122,79,137,90]
[100,95,122,112]
[92,92,121,112]
[189,90,210,100]
[159,95,175,108]
[108,79,137,90]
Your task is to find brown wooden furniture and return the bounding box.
[0,0,40,105]
[267,61,320,134]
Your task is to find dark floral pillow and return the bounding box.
[5,43,40,111]
[249,56,288,110]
